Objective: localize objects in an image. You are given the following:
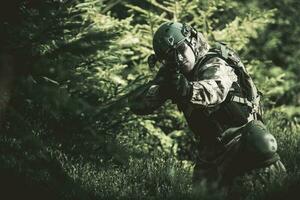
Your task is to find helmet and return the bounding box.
[152,21,209,63]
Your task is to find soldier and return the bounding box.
[129,21,286,195]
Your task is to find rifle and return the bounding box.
[148,53,182,102]
[148,53,181,81]
[96,53,181,115]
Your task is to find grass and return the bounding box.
[0,110,299,200]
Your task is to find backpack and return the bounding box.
[198,42,263,120]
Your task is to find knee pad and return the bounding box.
[240,120,278,163]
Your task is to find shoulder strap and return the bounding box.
[198,42,264,119]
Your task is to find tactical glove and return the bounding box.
[169,73,192,102]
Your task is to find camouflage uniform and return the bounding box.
[130,22,286,193]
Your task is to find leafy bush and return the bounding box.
[0,0,300,199]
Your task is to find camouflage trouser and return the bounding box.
[192,120,287,198]
[193,158,286,199]
[228,160,286,199]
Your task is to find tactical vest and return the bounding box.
[206,42,263,119]
[180,42,264,144]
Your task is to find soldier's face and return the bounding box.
[175,42,196,74]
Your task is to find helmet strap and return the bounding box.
[185,36,200,62]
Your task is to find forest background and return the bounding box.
[0,0,300,199]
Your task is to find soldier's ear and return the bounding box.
[148,54,157,69]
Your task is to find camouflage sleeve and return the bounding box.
[129,69,168,115]
[190,57,238,107]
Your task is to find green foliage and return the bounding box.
[1,0,300,199]
[247,60,297,108]
[1,0,143,159]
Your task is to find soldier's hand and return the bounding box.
[153,67,175,99]
[170,73,192,102]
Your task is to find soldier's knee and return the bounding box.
[240,120,279,164]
